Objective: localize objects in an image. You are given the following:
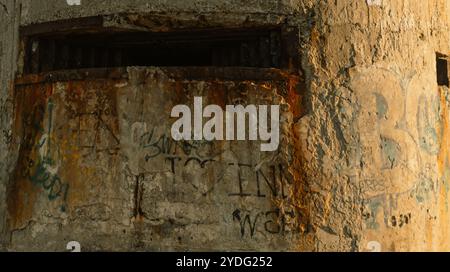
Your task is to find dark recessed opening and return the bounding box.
[436,52,449,87]
[22,27,298,74]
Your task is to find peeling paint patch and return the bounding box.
[366,0,382,6]
[66,0,81,6]
[367,241,381,252]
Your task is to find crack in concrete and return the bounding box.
[133,174,146,221]
[0,2,7,15]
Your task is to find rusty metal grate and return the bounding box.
[22,27,298,74]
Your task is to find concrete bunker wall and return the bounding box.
[5,3,308,251]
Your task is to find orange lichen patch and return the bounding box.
[8,76,122,228]
[172,81,189,106]
[288,109,312,251]
[54,80,121,210]
[8,83,53,230]
[310,26,320,46]
[276,69,305,121]
[287,74,305,121]
[437,87,450,249]
[205,81,228,109]
[54,123,83,212]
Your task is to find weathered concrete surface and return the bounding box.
[9,67,302,251]
[0,0,20,251]
[300,0,450,251]
[0,0,450,251]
